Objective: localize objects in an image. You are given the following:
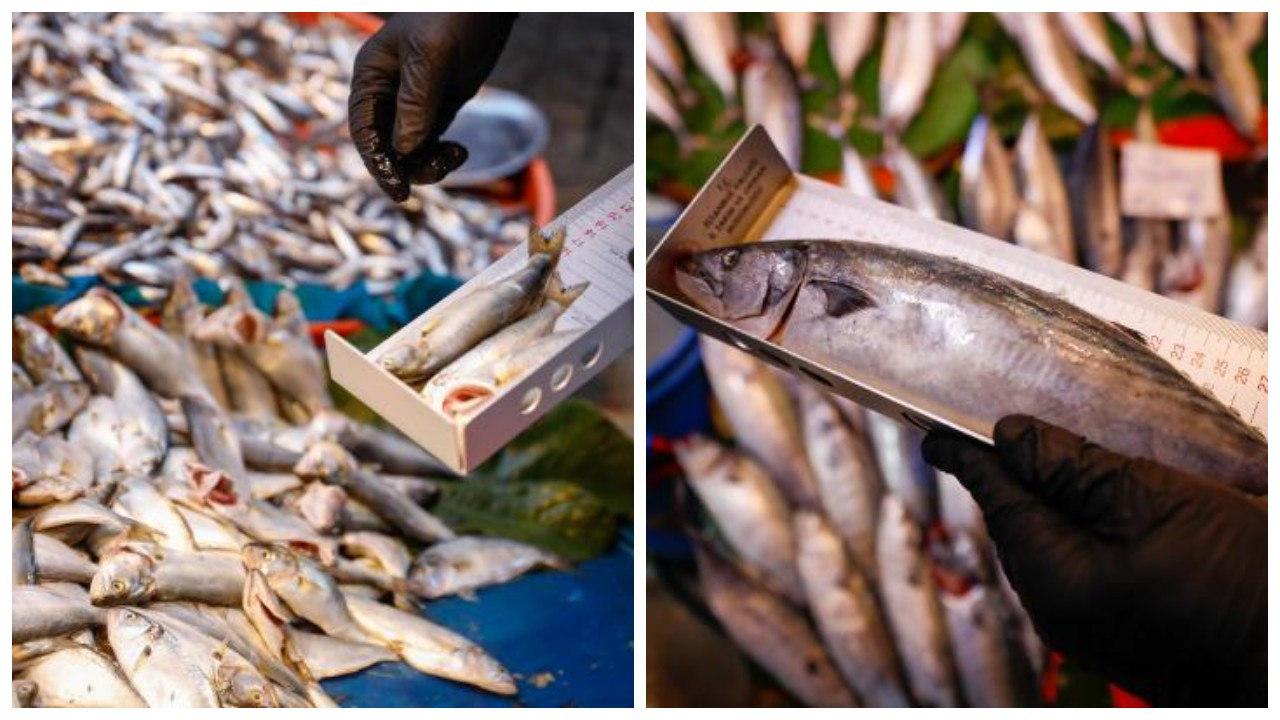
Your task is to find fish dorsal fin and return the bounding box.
[809,279,876,317]
[1110,321,1146,345]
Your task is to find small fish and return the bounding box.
[673,435,803,604]
[13,584,105,643]
[879,13,937,136]
[90,542,246,607]
[106,607,220,707]
[742,38,803,171]
[13,380,90,438]
[837,141,878,199]
[825,12,877,86]
[111,475,197,551]
[646,64,686,136]
[291,481,348,534]
[795,511,910,707]
[17,644,146,708]
[669,12,739,102]
[31,532,98,584]
[242,542,369,644]
[933,12,969,56]
[1108,12,1145,46]
[1057,13,1121,79]
[1143,12,1197,74]
[427,331,582,418]
[1120,106,1173,292]
[1069,120,1124,277]
[1225,215,1267,329]
[694,540,856,707]
[795,383,883,575]
[773,12,816,74]
[698,336,819,508]
[1201,12,1261,141]
[959,115,1019,240]
[378,228,565,382]
[408,536,565,599]
[646,13,691,103]
[999,12,1096,124]
[14,315,82,383]
[344,593,517,695]
[1013,114,1076,263]
[877,495,961,707]
[885,143,954,222]
[13,520,37,585]
[934,547,1018,708]
[13,431,94,507]
[286,628,398,680]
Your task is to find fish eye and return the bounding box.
[720,249,740,269]
[251,690,263,704]
[113,580,126,592]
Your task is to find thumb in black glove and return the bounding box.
[922,415,1266,707]
[349,13,516,201]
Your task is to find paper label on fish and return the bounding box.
[649,127,1266,441]
[1120,142,1226,219]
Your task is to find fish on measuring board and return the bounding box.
[674,239,1268,493]
[378,227,565,383]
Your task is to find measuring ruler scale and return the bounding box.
[329,166,635,473]
[647,126,1267,443]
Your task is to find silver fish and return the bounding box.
[162,275,231,409]
[959,115,1019,240]
[773,12,816,74]
[794,511,910,707]
[673,435,803,605]
[1108,12,1145,46]
[378,228,565,382]
[795,383,883,575]
[933,12,969,56]
[646,13,690,103]
[826,12,877,85]
[1069,121,1124,277]
[294,442,455,544]
[13,584,105,643]
[242,542,369,644]
[1233,12,1267,49]
[13,431,94,506]
[670,12,739,102]
[694,540,856,707]
[742,37,803,171]
[698,336,819,508]
[1014,113,1076,263]
[14,520,37,585]
[1120,106,1173,292]
[999,12,1096,124]
[675,240,1267,492]
[90,543,246,606]
[426,330,581,417]
[837,141,878,199]
[1225,215,1267,329]
[885,143,953,222]
[286,628,398,680]
[182,394,247,492]
[13,380,90,438]
[408,536,564,599]
[877,495,960,707]
[646,64,686,136]
[864,412,937,525]
[31,531,98,584]
[1144,12,1197,74]
[106,607,220,707]
[53,287,212,401]
[111,475,196,550]
[880,13,937,136]
[344,592,517,695]
[1202,12,1262,140]
[17,644,146,708]
[1058,13,1121,79]
[14,315,82,383]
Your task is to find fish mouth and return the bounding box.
[442,383,495,417]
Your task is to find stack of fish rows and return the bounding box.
[675,337,1042,707]
[647,12,1266,329]
[13,281,565,708]
[13,12,531,297]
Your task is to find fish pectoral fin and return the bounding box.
[809,279,876,317]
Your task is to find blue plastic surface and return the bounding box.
[322,534,634,708]
[644,328,711,445]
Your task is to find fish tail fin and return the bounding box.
[545,272,589,308]
[528,226,567,264]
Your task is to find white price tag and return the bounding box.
[1120,142,1225,219]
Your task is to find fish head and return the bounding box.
[293,482,347,533]
[377,339,435,381]
[215,663,278,708]
[670,434,734,479]
[439,380,498,418]
[52,290,123,346]
[241,542,298,578]
[304,409,351,444]
[195,305,265,347]
[293,441,355,483]
[408,552,456,597]
[105,607,154,643]
[674,243,807,338]
[185,462,241,507]
[90,548,153,605]
[462,647,519,696]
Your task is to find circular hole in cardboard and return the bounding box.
[520,387,542,415]
[580,341,604,369]
[551,363,573,391]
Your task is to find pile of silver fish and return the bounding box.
[648,13,1267,328]
[379,228,588,418]
[13,12,532,296]
[13,283,567,708]
[676,337,1043,707]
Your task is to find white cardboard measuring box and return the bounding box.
[328,166,635,473]
[646,126,1268,443]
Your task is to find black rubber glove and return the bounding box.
[922,415,1266,707]
[349,13,516,201]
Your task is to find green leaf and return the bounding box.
[477,399,633,519]
[434,480,618,561]
[902,37,991,158]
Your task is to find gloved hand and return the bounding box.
[349,13,516,201]
[922,415,1266,707]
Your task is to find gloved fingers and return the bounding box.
[349,37,410,202]
[402,141,468,185]
[391,55,446,155]
[923,429,1082,564]
[993,415,1145,528]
